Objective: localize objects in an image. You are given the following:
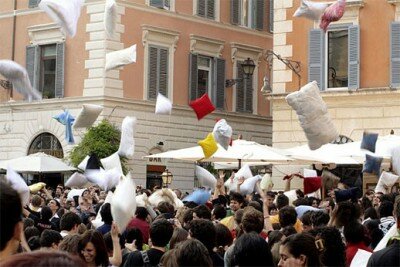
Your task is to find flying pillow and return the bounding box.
[77,155,89,171]
[118,116,137,158]
[235,164,253,180]
[321,169,340,191]
[183,189,211,205]
[189,93,215,120]
[303,176,322,194]
[212,119,233,150]
[240,175,262,195]
[155,93,172,115]
[85,168,121,191]
[85,153,102,170]
[67,188,85,200]
[360,131,379,153]
[73,104,103,128]
[104,0,117,39]
[293,0,329,20]
[105,44,137,71]
[6,166,30,206]
[362,154,383,175]
[65,172,88,188]
[392,146,400,175]
[198,133,218,158]
[148,188,183,209]
[39,0,84,37]
[29,182,46,193]
[375,171,399,194]
[350,249,372,267]
[0,60,41,101]
[303,168,317,177]
[295,205,320,218]
[260,173,273,191]
[53,110,75,144]
[334,187,360,202]
[319,0,346,32]
[284,190,298,206]
[286,81,339,150]
[100,152,123,176]
[111,174,136,232]
[195,166,217,189]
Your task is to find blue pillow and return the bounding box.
[334,187,360,202]
[360,132,378,153]
[183,189,211,205]
[362,154,382,175]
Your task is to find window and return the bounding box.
[231,0,264,30]
[197,0,215,19]
[29,0,41,8]
[148,45,169,100]
[189,54,225,109]
[236,60,253,113]
[26,43,65,98]
[28,132,64,158]
[149,0,171,10]
[308,24,359,91]
[391,22,400,88]
[269,0,274,33]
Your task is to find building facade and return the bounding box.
[0,0,274,191]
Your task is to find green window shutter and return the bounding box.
[245,74,253,113]
[308,28,325,90]
[148,46,158,100]
[55,43,65,98]
[348,25,360,90]
[269,0,274,33]
[197,0,206,17]
[206,0,215,19]
[236,61,245,112]
[150,0,169,9]
[390,22,400,88]
[231,0,239,25]
[255,0,264,31]
[214,58,225,110]
[189,53,198,101]
[26,45,40,92]
[29,0,40,8]
[158,47,169,97]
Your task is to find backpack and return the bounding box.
[140,250,151,267]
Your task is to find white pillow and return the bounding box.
[224,177,237,192]
[105,44,137,71]
[6,166,30,206]
[73,104,103,128]
[85,168,121,191]
[92,191,114,229]
[374,224,397,252]
[39,0,84,37]
[286,81,339,150]
[350,249,372,267]
[77,155,89,170]
[0,60,41,101]
[284,190,298,206]
[104,0,117,39]
[155,93,172,115]
[303,168,317,177]
[111,175,136,232]
[65,172,88,188]
[100,152,123,176]
[240,175,262,195]
[375,171,399,194]
[196,166,217,189]
[117,116,137,158]
[293,0,329,20]
[148,188,183,209]
[235,164,253,180]
[67,188,85,200]
[212,119,233,150]
[260,173,273,191]
[136,193,149,208]
[392,146,400,176]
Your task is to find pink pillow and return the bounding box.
[189,94,215,120]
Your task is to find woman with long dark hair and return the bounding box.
[278,233,321,267]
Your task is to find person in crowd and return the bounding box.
[1,250,86,267]
[169,227,188,250]
[270,194,303,232]
[60,212,82,238]
[27,236,41,251]
[39,229,62,251]
[300,211,314,232]
[215,223,233,258]
[310,211,330,228]
[47,199,61,231]
[23,218,35,230]
[174,239,213,267]
[127,207,150,244]
[211,204,227,222]
[378,201,396,234]
[329,201,361,229]
[59,234,81,255]
[24,226,40,242]
[123,227,145,256]
[344,221,372,266]
[278,232,321,267]
[363,207,379,223]
[23,206,56,233]
[193,204,212,220]
[123,218,173,266]
[0,181,23,262]
[220,192,245,231]
[157,201,175,216]
[97,203,113,235]
[363,219,384,249]
[279,206,298,229]
[27,195,42,218]
[232,232,274,266]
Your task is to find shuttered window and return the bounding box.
[149,0,170,10]
[26,43,64,98]
[269,0,274,33]
[148,45,169,100]
[236,61,253,113]
[29,0,41,8]
[188,53,225,109]
[390,22,400,88]
[197,0,215,20]
[231,0,264,30]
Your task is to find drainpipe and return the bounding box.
[10,0,17,98]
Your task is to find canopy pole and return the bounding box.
[238,159,242,169]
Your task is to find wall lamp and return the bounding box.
[261,50,301,94]
[0,79,12,90]
[225,58,256,88]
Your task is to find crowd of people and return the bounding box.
[0,171,399,267]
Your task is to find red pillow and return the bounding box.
[303,177,322,194]
[189,94,216,120]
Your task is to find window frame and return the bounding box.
[147,0,175,12]
[40,44,57,99]
[197,55,215,102]
[193,0,220,22]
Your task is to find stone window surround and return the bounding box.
[142,24,180,101]
[145,0,176,12]
[192,0,221,22]
[189,34,224,57]
[27,23,65,45]
[388,0,400,21]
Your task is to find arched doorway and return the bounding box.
[28,132,64,188]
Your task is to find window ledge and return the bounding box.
[27,23,65,45]
[190,35,225,57]
[345,0,365,8]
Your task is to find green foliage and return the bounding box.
[69,119,128,174]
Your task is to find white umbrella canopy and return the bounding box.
[144,139,293,163]
[0,152,76,173]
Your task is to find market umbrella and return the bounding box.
[0,152,76,173]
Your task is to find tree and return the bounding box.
[69,119,127,173]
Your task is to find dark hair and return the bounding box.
[344,221,366,244]
[157,201,175,214]
[59,234,81,255]
[1,250,86,267]
[247,201,262,212]
[193,205,211,220]
[150,219,174,247]
[276,194,289,209]
[78,230,109,266]
[267,191,276,198]
[364,219,384,249]
[23,218,35,230]
[184,201,198,209]
[310,211,330,228]
[24,226,40,241]
[27,236,41,251]
[40,206,53,222]
[212,204,227,221]
[135,207,149,220]
[361,196,373,210]
[169,227,189,249]
[215,223,233,249]
[31,195,42,207]
[60,212,82,231]
[100,203,113,225]
[267,230,284,249]
[125,228,143,251]
[279,206,297,228]
[281,226,297,237]
[241,207,264,234]
[294,197,310,207]
[296,189,305,198]
[0,180,22,251]
[301,210,314,228]
[335,202,361,228]
[281,233,321,267]
[230,192,245,204]
[379,201,394,218]
[183,209,194,226]
[232,233,274,266]
[175,239,212,267]
[364,207,378,220]
[40,229,62,248]
[189,219,216,251]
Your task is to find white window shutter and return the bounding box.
[308,29,325,90]
[348,25,360,91]
[390,22,400,88]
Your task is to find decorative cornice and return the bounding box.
[189,35,225,57]
[345,0,365,8]
[388,0,400,5]
[230,42,264,63]
[141,24,180,49]
[27,23,65,45]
